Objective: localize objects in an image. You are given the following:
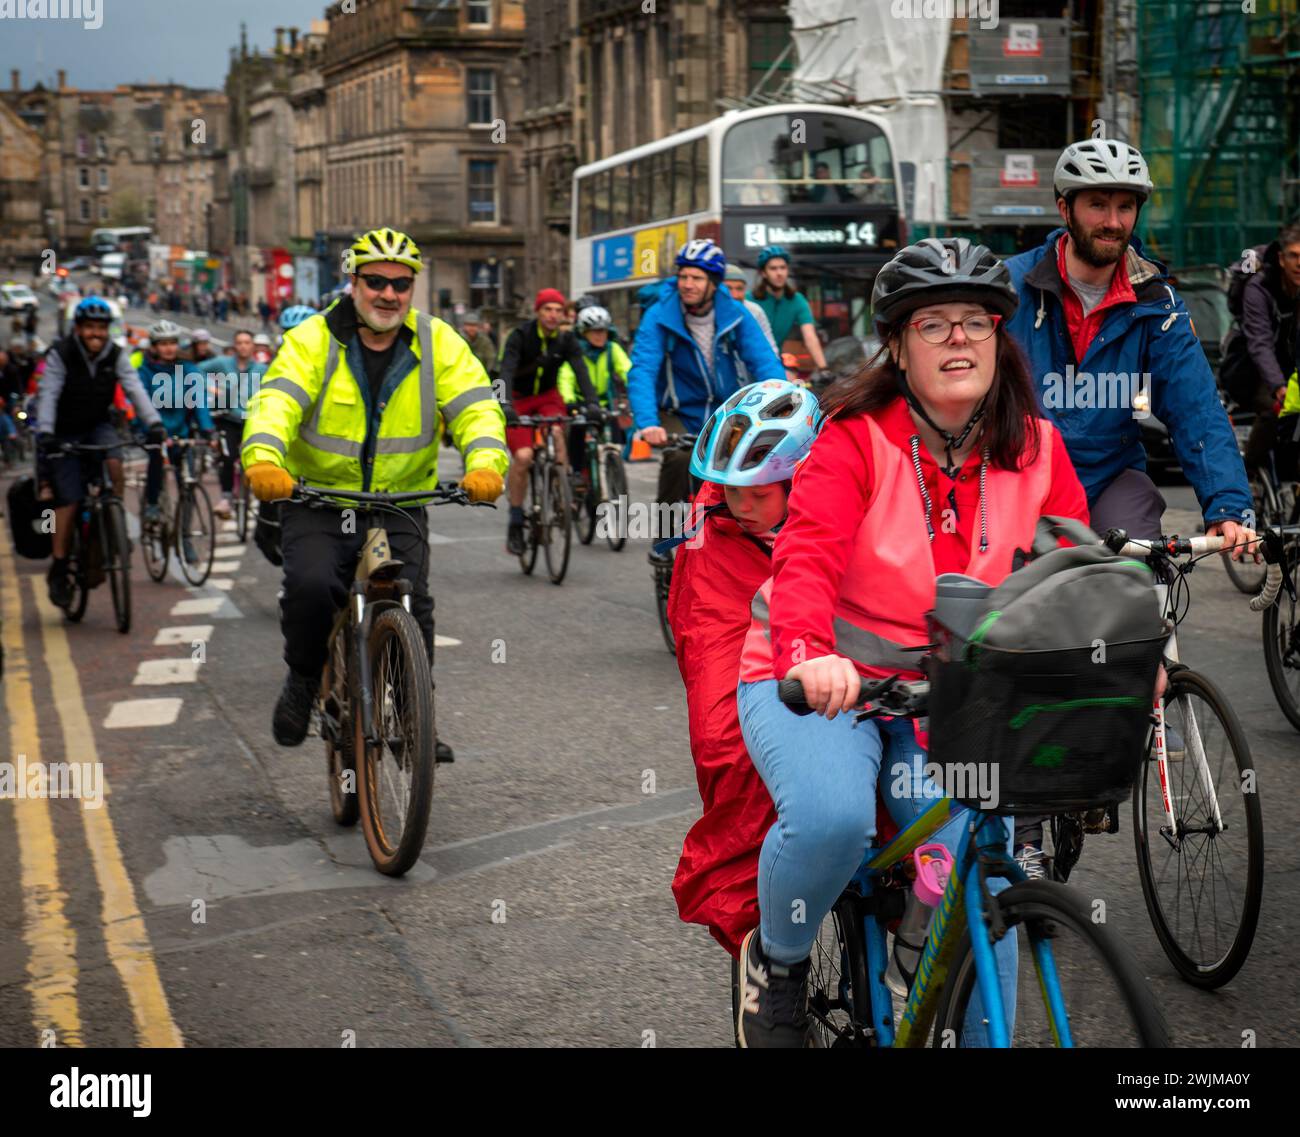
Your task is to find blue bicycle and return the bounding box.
[778,675,1170,1048]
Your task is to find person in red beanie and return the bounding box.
[498,289,601,554]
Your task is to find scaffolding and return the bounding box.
[1138,0,1300,268]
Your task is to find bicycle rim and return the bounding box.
[104,499,132,634]
[178,483,216,585]
[602,450,628,551]
[807,898,871,1047]
[1261,542,1300,731]
[519,468,540,575]
[935,881,1169,1047]
[356,608,435,876]
[139,486,169,582]
[1133,671,1263,988]
[544,464,572,584]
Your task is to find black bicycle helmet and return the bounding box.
[871,237,1018,332]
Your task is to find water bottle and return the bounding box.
[885,843,955,997]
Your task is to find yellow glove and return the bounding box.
[461,469,503,503]
[247,462,294,502]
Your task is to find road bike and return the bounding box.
[568,407,629,552]
[303,482,488,876]
[139,436,218,586]
[515,414,572,585]
[1041,530,1264,989]
[775,673,1170,1048]
[45,440,136,633]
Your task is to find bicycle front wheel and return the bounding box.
[934,880,1169,1047]
[235,469,252,544]
[1261,540,1300,731]
[355,607,436,876]
[602,448,628,551]
[323,621,359,828]
[1221,474,1274,594]
[806,894,871,1048]
[64,530,88,624]
[655,554,675,654]
[519,465,540,575]
[177,482,216,586]
[102,498,132,634]
[1133,669,1263,989]
[139,484,170,582]
[543,463,572,585]
[577,461,597,546]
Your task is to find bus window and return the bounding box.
[671,142,693,217]
[649,150,672,222]
[577,175,593,236]
[691,138,709,213]
[611,163,631,231]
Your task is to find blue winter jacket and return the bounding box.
[138,354,215,437]
[628,282,785,434]
[1004,228,1250,525]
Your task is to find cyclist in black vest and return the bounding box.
[35,296,165,608]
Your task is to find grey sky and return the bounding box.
[0,0,330,91]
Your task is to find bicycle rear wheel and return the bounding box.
[602,448,628,551]
[518,466,540,575]
[543,463,572,584]
[323,622,359,828]
[355,607,436,876]
[806,894,872,1047]
[102,498,132,634]
[934,880,1169,1047]
[1132,668,1263,989]
[1222,474,1274,593]
[63,529,88,624]
[177,482,216,585]
[655,554,675,654]
[1261,540,1300,731]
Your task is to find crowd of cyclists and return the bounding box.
[7,134,1300,1047]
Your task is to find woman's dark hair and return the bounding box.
[1278,222,1300,249]
[751,277,797,303]
[819,318,1042,471]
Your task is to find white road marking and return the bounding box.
[208,579,234,591]
[221,521,239,532]
[434,634,461,647]
[208,561,240,574]
[171,597,225,616]
[154,625,214,646]
[134,659,200,685]
[104,698,183,729]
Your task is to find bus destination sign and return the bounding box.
[727,217,880,256]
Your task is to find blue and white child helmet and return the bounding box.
[690,379,822,486]
[279,304,317,330]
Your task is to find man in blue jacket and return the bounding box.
[1003,138,1255,875]
[629,239,784,521]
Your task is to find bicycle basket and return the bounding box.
[926,631,1169,815]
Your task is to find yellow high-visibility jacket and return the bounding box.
[241,300,507,492]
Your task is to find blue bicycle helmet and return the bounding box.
[675,238,727,280]
[279,304,317,330]
[690,379,822,487]
[757,245,792,270]
[74,296,113,323]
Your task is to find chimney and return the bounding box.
[57,69,66,91]
[288,27,299,53]
[11,70,19,93]
[274,27,285,55]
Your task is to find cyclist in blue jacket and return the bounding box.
[628,239,784,525]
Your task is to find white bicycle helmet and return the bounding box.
[575,305,612,333]
[149,319,182,342]
[1053,139,1153,202]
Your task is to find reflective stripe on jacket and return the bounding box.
[241,302,507,492]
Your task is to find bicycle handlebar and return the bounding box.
[1111,534,1226,558]
[778,674,930,719]
[291,482,481,508]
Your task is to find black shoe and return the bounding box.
[506,522,525,556]
[736,928,811,1048]
[648,548,673,569]
[435,739,455,764]
[47,559,72,609]
[272,669,319,746]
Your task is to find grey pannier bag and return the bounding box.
[925,517,1171,815]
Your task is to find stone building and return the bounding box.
[0,95,46,266]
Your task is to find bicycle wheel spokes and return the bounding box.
[807,907,861,1047]
[178,483,216,585]
[543,464,572,584]
[1262,542,1300,730]
[1134,672,1263,988]
[374,643,415,830]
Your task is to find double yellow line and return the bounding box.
[0,542,181,1047]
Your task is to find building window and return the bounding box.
[467,69,496,127]
[150,132,163,159]
[76,133,88,157]
[99,201,110,222]
[79,199,90,221]
[96,133,108,158]
[98,167,109,191]
[467,1,492,27]
[78,167,90,190]
[469,260,500,309]
[748,19,793,92]
[468,159,498,224]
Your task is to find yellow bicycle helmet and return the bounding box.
[348,227,423,274]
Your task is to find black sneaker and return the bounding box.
[506,522,525,556]
[47,559,72,609]
[647,548,674,569]
[435,739,455,764]
[272,669,319,746]
[737,928,811,1048]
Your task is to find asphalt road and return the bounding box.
[1,294,1297,1049]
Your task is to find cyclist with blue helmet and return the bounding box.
[628,238,785,527]
[279,305,318,333]
[749,245,828,374]
[195,327,269,518]
[35,295,165,608]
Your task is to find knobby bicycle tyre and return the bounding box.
[544,463,572,585]
[602,449,628,552]
[934,880,1169,1047]
[177,482,217,586]
[519,465,540,575]
[1261,540,1300,732]
[355,607,436,876]
[323,623,359,827]
[1132,668,1263,989]
[103,497,132,634]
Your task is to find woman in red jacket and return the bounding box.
[668,380,822,969]
[733,238,1093,1048]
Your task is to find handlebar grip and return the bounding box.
[1250,564,1284,612]
[777,678,815,716]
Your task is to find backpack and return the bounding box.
[1226,244,1271,322]
[925,517,1170,815]
[6,476,53,560]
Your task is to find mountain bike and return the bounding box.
[304,482,488,876]
[568,407,629,551]
[777,674,1169,1048]
[1043,530,1264,990]
[139,436,218,586]
[651,433,697,654]
[45,440,136,633]
[515,414,572,585]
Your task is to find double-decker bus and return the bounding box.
[89,226,153,258]
[570,104,904,349]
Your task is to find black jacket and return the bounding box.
[497,320,595,408]
[1226,240,1300,396]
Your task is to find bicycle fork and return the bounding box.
[350,579,414,748]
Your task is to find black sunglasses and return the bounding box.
[358,273,414,295]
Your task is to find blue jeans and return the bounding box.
[738,678,1018,1043]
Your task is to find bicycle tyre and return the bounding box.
[355,607,436,876]
[323,623,359,828]
[544,463,572,585]
[518,465,540,575]
[177,482,216,586]
[934,879,1169,1047]
[103,498,132,634]
[1132,668,1263,989]
[1221,474,1274,594]
[63,528,89,624]
[602,449,628,552]
[1261,540,1300,731]
[806,893,872,1048]
[235,470,252,544]
[656,555,675,654]
[139,484,170,582]
[577,458,597,546]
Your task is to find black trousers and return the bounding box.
[280,500,433,678]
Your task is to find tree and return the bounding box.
[108,188,148,227]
